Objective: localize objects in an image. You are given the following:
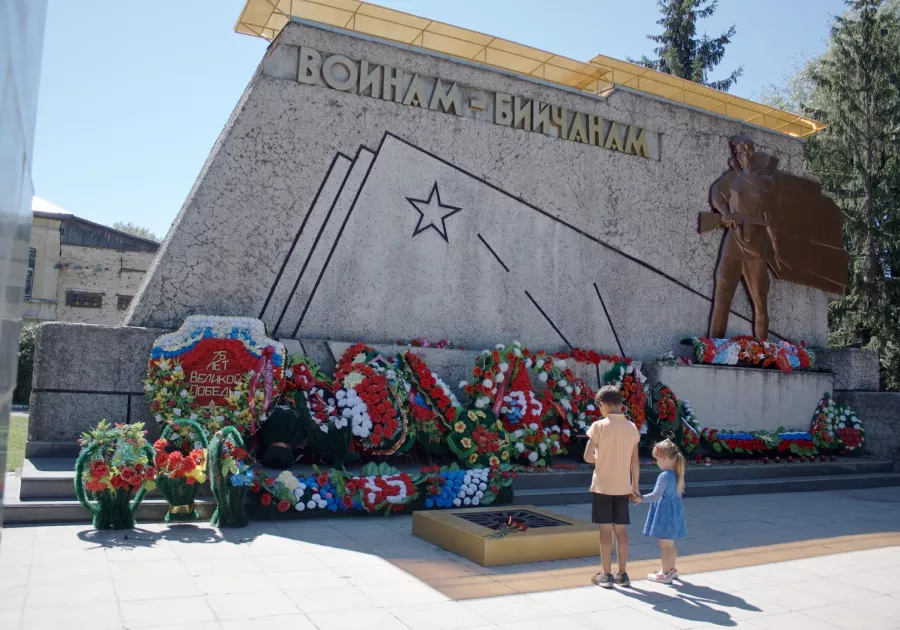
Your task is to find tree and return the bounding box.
[113,221,161,242]
[802,0,900,390]
[633,0,743,92]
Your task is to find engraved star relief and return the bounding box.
[406,183,462,242]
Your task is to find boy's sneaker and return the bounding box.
[591,572,614,588]
[648,569,676,584]
[614,572,631,587]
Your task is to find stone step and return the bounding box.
[19,457,897,500]
[513,472,900,506]
[2,498,218,526]
[513,459,896,490]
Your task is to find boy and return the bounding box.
[583,385,641,588]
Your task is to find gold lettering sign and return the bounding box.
[292,45,656,159]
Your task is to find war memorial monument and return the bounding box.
[13,0,900,527]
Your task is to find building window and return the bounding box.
[117,295,133,311]
[24,248,36,299]
[66,290,103,308]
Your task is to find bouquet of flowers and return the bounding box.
[418,464,515,509]
[74,420,157,530]
[208,426,253,527]
[677,400,701,455]
[776,431,817,457]
[153,419,208,522]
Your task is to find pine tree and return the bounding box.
[634,0,743,91]
[804,0,900,389]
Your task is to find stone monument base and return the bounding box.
[644,363,834,432]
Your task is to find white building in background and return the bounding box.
[25,197,160,325]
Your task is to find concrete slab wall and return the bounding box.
[644,363,834,432]
[124,21,830,360]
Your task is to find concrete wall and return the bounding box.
[643,363,833,432]
[815,348,881,392]
[835,392,900,471]
[28,322,641,451]
[125,21,830,360]
[55,245,155,325]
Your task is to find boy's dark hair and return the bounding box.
[595,385,622,406]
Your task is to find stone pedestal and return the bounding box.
[643,363,833,432]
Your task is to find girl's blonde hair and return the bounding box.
[653,439,686,496]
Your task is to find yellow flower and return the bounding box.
[454,421,466,433]
[468,453,479,464]
[461,437,472,449]
[496,420,503,430]
[501,450,509,460]
[467,410,485,422]
[489,456,500,466]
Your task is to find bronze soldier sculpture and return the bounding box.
[700,135,849,339]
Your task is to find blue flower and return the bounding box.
[425,499,434,508]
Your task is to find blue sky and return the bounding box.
[33,0,846,239]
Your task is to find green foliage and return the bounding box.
[631,0,743,91]
[803,0,900,391]
[13,323,37,405]
[112,221,161,242]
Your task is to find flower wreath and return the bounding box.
[334,344,409,455]
[602,362,648,431]
[677,399,701,455]
[145,317,286,442]
[648,383,679,434]
[447,408,514,468]
[418,464,515,509]
[398,350,460,453]
[285,356,353,464]
[811,393,864,452]
[689,336,814,374]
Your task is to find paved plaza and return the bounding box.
[1,487,899,629]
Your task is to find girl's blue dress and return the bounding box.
[642,470,687,539]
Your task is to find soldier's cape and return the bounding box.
[761,155,848,295]
[703,152,849,295]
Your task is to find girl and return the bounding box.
[640,439,687,584]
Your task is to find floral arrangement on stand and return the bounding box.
[687,336,814,374]
[144,316,286,443]
[677,400,701,455]
[811,393,865,453]
[74,420,157,530]
[447,409,514,468]
[153,419,209,522]
[208,426,253,527]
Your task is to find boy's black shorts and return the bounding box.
[591,493,631,525]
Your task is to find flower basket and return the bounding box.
[208,426,252,528]
[154,419,209,522]
[74,420,156,530]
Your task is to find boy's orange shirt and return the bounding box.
[585,413,640,496]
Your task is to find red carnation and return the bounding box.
[317,473,329,486]
[342,495,354,509]
[265,477,276,485]
[260,493,272,506]
[150,401,161,411]
[277,500,291,513]
[154,439,167,451]
[251,481,261,493]
[168,400,177,408]
[346,482,357,493]
[155,452,168,469]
